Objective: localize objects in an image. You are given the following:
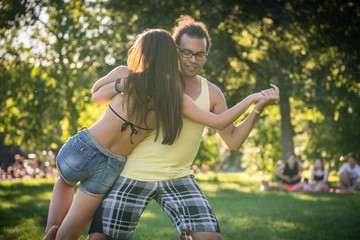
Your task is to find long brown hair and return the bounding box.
[124,29,185,145]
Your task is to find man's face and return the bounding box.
[349,157,356,168]
[177,34,207,78]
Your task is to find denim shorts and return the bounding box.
[56,129,127,196]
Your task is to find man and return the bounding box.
[339,153,360,191]
[88,15,279,240]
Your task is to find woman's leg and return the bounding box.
[314,182,329,192]
[274,183,289,191]
[44,177,76,240]
[302,183,314,192]
[55,188,104,240]
[289,182,304,192]
[86,233,115,240]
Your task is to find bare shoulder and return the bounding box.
[206,80,224,97]
[204,78,226,111]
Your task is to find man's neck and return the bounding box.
[185,75,199,85]
[184,75,201,100]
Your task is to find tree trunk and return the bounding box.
[58,39,78,135]
[279,80,295,161]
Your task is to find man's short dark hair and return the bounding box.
[348,153,356,160]
[173,15,212,53]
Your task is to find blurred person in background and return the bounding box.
[339,153,360,192]
[261,154,304,192]
[302,158,329,192]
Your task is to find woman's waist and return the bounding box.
[74,128,127,162]
[86,125,138,156]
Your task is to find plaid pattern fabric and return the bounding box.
[89,175,220,239]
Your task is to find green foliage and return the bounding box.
[1,0,121,152]
[242,106,282,173]
[194,128,224,171]
[0,0,359,170]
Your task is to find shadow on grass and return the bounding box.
[132,177,360,240]
[1,178,360,240]
[205,187,360,240]
[0,180,55,238]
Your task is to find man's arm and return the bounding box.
[210,83,279,150]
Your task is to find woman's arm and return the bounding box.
[323,168,329,182]
[182,93,262,130]
[298,163,305,172]
[92,66,128,105]
[274,165,290,182]
[92,82,118,105]
[309,170,315,185]
[291,163,303,181]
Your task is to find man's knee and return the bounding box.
[339,170,349,180]
[86,232,114,240]
[187,231,223,240]
[207,233,222,240]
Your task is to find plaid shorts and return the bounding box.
[89,175,220,239]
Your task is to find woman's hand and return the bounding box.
[256,84,280,111]
[282,175,292,182]
[251,92,264,103]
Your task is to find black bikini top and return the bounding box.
[108,105,151,144]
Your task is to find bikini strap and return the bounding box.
[108,105,151,144]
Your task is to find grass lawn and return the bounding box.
[0,173,359,240]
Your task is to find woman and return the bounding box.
[303,158,329,192]
[273,154,304,192]
[44,29,275,240]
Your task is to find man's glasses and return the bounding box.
[178,47,207,61]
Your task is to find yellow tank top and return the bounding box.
[120,77,210,181]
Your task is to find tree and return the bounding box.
[1,0,358,171]
[106,0,360,167]
[0,0,123,154]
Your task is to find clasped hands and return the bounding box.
[252,83,280,107]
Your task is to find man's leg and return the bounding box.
[87,176,156,239]
[188,231,222,240]
[180,230,222,240]
[156,175,222,240]
[339,170,351,189]
[354,181,360,190]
